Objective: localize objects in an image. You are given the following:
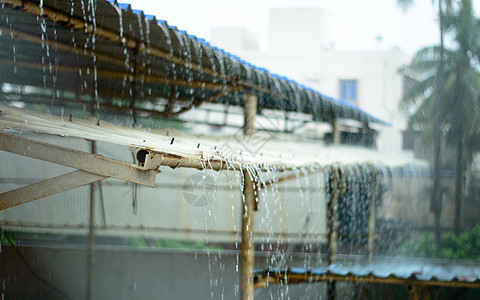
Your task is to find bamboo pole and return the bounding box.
[327,169,339,264]
[0,58,237,92]
[244,94,257,136]
[0,26,130,71]
[131,148,304,173]
[367,170,377,263]
[240,169,256,300]
[332,117,340,145]
[254,272,480,289]
[86,141,97,300]
[327,167,340,300]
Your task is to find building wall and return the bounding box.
[210,8,412,153]
[239,50,411,154]
[267,7,332,54]
[210,27,259,53]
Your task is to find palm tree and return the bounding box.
[397,0,451,253]
[401,0,480,238]
[443,0,480,234]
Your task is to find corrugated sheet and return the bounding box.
[0,105,426,169]
[255,261,480,285]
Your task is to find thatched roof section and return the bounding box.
[0,0,386,125]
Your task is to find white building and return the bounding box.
[210,7,412,153]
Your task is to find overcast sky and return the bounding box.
[132,0,477,55]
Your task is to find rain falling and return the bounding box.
[0,1,480,300]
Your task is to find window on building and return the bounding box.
[339,79,357,104]
[402,130,415,150]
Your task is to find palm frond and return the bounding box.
[401,75,436,106]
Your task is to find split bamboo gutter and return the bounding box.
[133,147,314,174]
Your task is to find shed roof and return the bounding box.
[0,0,387,125]
[254,261,480,288]
[0,105,424,171]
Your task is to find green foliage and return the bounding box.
[401,232,437,258]
[441,225,480,260]
[401,225,480,261]
[155,239,189,249]
[155,239,223,251]
[124,236,147,248]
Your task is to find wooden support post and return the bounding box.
[164,85,177,118]
[86,141,97,300]
[244,94,257,136]
[223,104,230,126]
[327,167,340,300]
[0,171,105,210]
[240,169,256,300]
[332,118,340,145]
[327,168,339,264]
[368,170,377,263]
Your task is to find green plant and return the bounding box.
[124,236,147,248]
[401,225,480,261]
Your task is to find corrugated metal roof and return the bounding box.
[0,0,388,125]
[0,105,425,170]
[254,261,480,287]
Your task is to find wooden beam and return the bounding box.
[163,85,177,118]
[0,26,132,72]
[0,170,105,210]
[0,132,157,187]
[130,147,300,173]
[0,58,237,92]
[326,167,340,300]
[86,141,98,300]
[332,117,340,145]
[244,94,257,136]
[327,168,340,264]
[240,169,256,300]
[0,94,169,118]
[255,272,480,289]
